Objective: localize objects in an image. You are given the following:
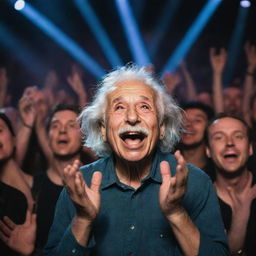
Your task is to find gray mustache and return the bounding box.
[118,126,149,136]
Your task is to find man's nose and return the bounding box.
[226,136,234,147]
[125,107,140,125]
[184,119,192,128]
[59,125,67,134]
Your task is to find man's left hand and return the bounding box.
[159,150,188,219]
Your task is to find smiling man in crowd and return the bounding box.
[44,65,229,256]
[206,113,256,256]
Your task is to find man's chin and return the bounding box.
[54,152,80,161]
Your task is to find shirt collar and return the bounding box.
[101,150,167,190]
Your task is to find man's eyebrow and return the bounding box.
[51,119,77,124]
[112,95,151,104]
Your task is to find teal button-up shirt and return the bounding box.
[43,151,229,256]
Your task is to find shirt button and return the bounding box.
[160,234,164,238]
[130,225,135,230]
[72,249,76,253]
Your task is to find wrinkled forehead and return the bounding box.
[107,79,157,103]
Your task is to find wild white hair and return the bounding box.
[78,64,183,157]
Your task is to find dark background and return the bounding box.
[0,0,255,104]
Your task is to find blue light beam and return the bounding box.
[149,0,181,59]
[115,0,150,66]
[223,5,250,85]
[0,24,46,78]
[161,0,222,74]
[74,0,123,68]
[15,2,105,78]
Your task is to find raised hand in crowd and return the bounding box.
[16,92,36,166]
[67,64,88,107]
[210,47,227,114]
[180,61,197,101]
[0,210,36,256]
[162,71,181,95]
[224,173,256,254]
[42,70,59,108]
[16,86,52,166]
[243,42,256,126]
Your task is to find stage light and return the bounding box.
[115,0,150,66]
[14,0,25,11]
[149,0,181,58]
[13,2,105,78]
[74,0,122,68]
[240,0,251,8]
[161,0,222,74]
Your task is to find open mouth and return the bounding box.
[120,131,147,142]
[223,153,238,159]
[57,139,69,145]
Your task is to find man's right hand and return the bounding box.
[63,160,102,223]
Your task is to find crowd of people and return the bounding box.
[0,43,255,256]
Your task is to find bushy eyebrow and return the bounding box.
[112,95,151,104]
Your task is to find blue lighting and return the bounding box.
[115,0,150,66]
[240,0,251,8]
[161,0,222,74]
[14,0,25,11]
[16,2,105,78]
[74,0,123,68]
[149,0,181,58]
[223,3,250,85]
[0,24,46,78]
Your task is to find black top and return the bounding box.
[32,172,63,255]
[0,181,27,256]
[218,171,256,256]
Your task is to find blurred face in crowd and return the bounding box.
[48,110,82,159]
[181,108,208,148]
[0,119,15,163]
[223,87,242,116]
[101,79,165,163]
[197,92,213,108]
[206,117,252,175]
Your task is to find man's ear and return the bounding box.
[100,122,107,142]
[159,122,166,140]
[206,147,211,158]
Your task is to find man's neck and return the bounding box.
[114,156,153,189]
[47,154,81,186]
[215,168,251,195]
[181,144,208,169]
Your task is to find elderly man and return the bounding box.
[44,65,229,256]
[206,113,256,256]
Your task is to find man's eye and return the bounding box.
[51,124,59,129]
[213,136,223,141]
[67,123,77,129]
[235,134,244,140]
[115,105,124,111]
[141,105,149,109]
